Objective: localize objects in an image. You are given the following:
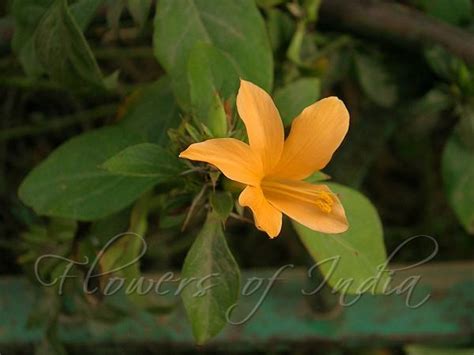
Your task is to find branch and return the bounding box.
[319,0,474,64]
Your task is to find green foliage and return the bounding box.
[210,191,234,222]
[103,143,185,178]
[181,212,240,344]
[303,0,322,23]
[105,0,152,32]
[18,77,181,220]
[19,218,77,282]
[153,0,273,106]
[34,0,106,89]
[442,116,474,234]
[70,0,104,31]
[11,0,54,76]
[105,0,125,33]
[5,0,474,348]
[425,46,474,96]
[274,77,320,125]
[120,77,180,144]
[294,183,389,294]
[287,21,306,65]
[354,52,398,108]
[18,126,159,220]
[187,43,239,136]
[265,8,295,53]
[127,0,152,29]
[416,0,472,25]
[411,87,452,117]
[11,0,107,89]
[98,233,142,284]
[97,232,144,303]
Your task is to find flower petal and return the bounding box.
[179,138,262,185]
[236,79,284,172]
[239,186,282,238]
[271,97,349,180]
[262,178,348,233]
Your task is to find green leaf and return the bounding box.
[294,183,389,294]
[103,143,184,177]
[188,44,238,100]
[19,218,76,274]
[274,77,320,125]
[187,43,239,136]
[442,119,474,234]
[417,0,472,25]
[95,220,174,311]
[153,0,273,106]
[11,0,53,77]
[210,191,234,222]
[70,0,105,31]
[34,0,105,89]
[120,77,180,144]
[18,77,179,221]
[98,232,143,289]
[411,87,452,117]
[18,127,158,220]
[303,0,322,23]
[127,0,152,29]
[181,212,240,344]
[265,8,295,53]
[11,0,103,78]
[424,46,463,82]
[354,52,398,108]
[106,0,125,34]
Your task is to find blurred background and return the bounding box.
[0,0,473,354]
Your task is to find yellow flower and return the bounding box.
[180,80,349,238]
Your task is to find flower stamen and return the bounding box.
[314,191,333,213]
[262,179,335,214]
